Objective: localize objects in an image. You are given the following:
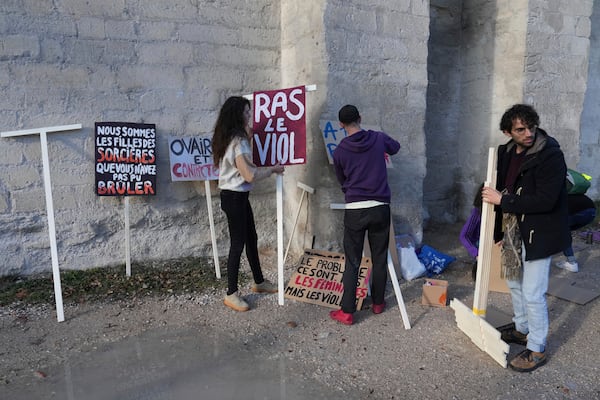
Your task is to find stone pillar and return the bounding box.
[580,1,600,199]
[281,1,430,256]
[524,0,594,170]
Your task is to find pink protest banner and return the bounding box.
[252,86,306,166]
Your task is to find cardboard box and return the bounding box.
[422,278,448,307]
[489,244,509,293]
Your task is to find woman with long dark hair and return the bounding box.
[212,96,284,311]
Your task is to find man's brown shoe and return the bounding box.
[500,326,528,346]
[509,349,546,372]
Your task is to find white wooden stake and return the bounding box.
[387,250,411,329]
[243,84,317,306]
[276,174,284,305]
[283,181,315,264]
[205,180,221,279]
[124,197,131,277]
[1,124,82,322]
[242,84,317,100]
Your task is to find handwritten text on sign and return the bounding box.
[168,136,218,181]
[319,120,393,168]
[253,86,306,166]
[284,249,371,310]
[95,122,157,196]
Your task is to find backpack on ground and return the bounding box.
[566,168,592,194]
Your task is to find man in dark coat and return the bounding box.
[482,104,569,372]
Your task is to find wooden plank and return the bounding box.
[451,299,508,368]
[473,148,497,317]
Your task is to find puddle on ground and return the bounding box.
[6,327,356,400]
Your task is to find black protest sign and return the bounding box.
[95,122,157,196]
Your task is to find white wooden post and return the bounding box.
[124,197,132,277]
[276,174,284,305]
[243,84,317,306]
[205,180,221,279]
[1,124,83,322]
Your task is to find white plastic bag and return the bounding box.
[399,243,426,281]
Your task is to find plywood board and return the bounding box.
[488,244,510,293]
[547,276,600,305]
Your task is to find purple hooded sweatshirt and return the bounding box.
[333,129,400,204]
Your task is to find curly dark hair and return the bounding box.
[499,104,540,133]
[211,96,251,166]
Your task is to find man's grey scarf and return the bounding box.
[501,213,523,280]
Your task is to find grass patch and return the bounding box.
[0,257,232,307]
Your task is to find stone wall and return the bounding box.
[321,0,430,243]
[3,0,596,277]
[0,1,283,275]
[0,1,430,276]
[424,0,463,224]
[524,0,594,170]
[425,0,596,223]
[580,1,600,199]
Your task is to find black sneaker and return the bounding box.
[509,349,547,372]
[500,327,528,346]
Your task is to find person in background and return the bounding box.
[482,104,570,372]
[555,193,597,272]
[329,104,400,325]
[211,96,284,312]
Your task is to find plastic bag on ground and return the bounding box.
[396,235,426,281]
[417,244,456,276]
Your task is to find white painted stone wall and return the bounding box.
[0,1,430,276]
[0,1,283,275]
[4,0,595,277]
[320,0,430,243]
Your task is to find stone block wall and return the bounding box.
[321,0,430,243]
[524,0,594,170]
[1,1,431,276]
[0,1,282,275]
[425,0,597,223]
[580,0,600,199]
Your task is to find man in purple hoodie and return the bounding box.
[329,105,401,325]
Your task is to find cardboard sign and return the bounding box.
[168,136,218,181]
[252,86,306,166]
[319,120,393,168]
[284,249,371,310]
[95,122,157,196]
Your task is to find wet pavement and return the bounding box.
[5,327,353,400]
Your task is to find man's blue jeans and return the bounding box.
[506,244,550,353]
